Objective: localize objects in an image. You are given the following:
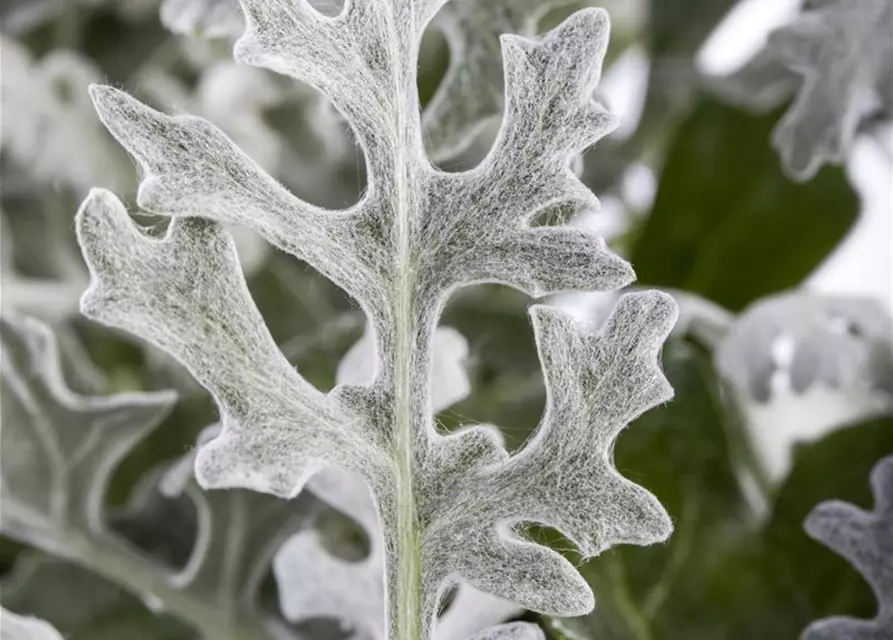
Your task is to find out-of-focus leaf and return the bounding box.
[714,292,893,484]
[801,455,893,639]
[0,314,308,638]
[0,37,126,191]
[156,423,319,637]
[541,337,748,639]
[630,98,859,311]
[717,292,893,403]
[160,0,244,38]
[716,0,893,181]
[639,0,737,124]
[581,0,735,205]
[0,556,192,640]
[702,416,893,639]
[0,208,86,320]
[158,0,344,39]
[0,313,176,553]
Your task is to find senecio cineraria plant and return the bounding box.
[80,5,674,638]
[62,1,678,640]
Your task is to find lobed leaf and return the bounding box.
[801,455,893,639]
[716,0,893,180]
[76,4,676,637]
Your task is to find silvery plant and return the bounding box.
[1,0,892,639]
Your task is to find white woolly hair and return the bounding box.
[73,1,679,638]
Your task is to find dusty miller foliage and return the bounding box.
[801,456,893,640]
[273,329,522,639]
[158,0,579,161]
[73,1,678,638]
[717,0,893,181]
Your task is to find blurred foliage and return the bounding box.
[631,97,859,311]
[0,556,195,640]
[543,416,893,640]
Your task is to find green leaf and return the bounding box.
[541,338,749,639]
[630,97,859,311]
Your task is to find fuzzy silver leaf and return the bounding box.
[75,4,676,637]
[802,455,893,639]
[717,0,893,180]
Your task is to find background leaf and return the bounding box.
[630,97,859,311]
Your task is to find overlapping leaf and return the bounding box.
[76,3,677,637]
[715,292,893,483]
[0,313,176,548]
[422,0,578,160]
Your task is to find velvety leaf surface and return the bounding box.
[630,97,859,311]
[76,5,677,637]
[540,337,748,639]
